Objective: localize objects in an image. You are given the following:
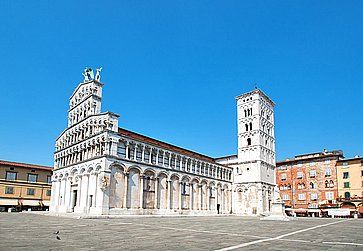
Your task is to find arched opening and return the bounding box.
[109,165,125,209]
[143,170,155,209]
[127,168,141,209]
[247,138,252,146]
[181,176,190,209]
[170,175,180,210]
[157,173,168,209]
[191,179,199,210]
[344,192,351,199]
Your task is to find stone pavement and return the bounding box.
[0,213,362,250]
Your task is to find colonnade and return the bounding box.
[109,165,231,213]
[50,163,232,215]
[118,139,232,182]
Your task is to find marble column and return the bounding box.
[178,182,182,210]
[123,172,128,208]
[154,178,159,209]
[166,180,171,210]
[139,175,144,209]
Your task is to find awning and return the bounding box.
[42,200,50,207]
[0,198,19,206]
[22,200,41,206]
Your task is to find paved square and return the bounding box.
[0,213,362,250]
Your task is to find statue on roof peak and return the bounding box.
[82,67,102,82]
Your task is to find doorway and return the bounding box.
[71,190,78,212]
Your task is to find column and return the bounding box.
[93,173,98,208]
[123,172,128,208]
[206,186,210,210]
[149,149,152,164]
[154,178,159,209]
[125,142,129,159]
[155,150,159,165]
[198,185,202,210]
[189,183,194,210]
[77,175,82,207]
[134,145,137,161]
[141,145,145,162]
[139,175,144,209]
[178,182,182,210]
[166,180,171,210]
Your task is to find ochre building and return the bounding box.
[336,157,363,214]
[0,160,52,212]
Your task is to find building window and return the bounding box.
[27,188,35,195]
[361,170,363,176]
[282,194,290,201]
[5,186,14,194]
[325,191,334,200]
[344,192,350,199]
[298,193,305,200]
[310,193,318,200]
[27,174,38,183]
[46,190,51,196]
[309,170,316,178]
[297,183,305,189]
[247,138,252,146]
[310,182,316,189]
[297,172,303,179]
[5,171,17,181]
[343,172,349,179]
[325,168,331,177]
[47,176,52,184]
[343,182,350,188]
[281,173,287,181]
[329,180,334,188]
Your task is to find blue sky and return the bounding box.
[0,1,362,166]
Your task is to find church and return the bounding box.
[50,68,276,216]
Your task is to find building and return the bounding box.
[216,89,276,215]
[336,156,363,215]
[276,150,343,217]
[0,160,52,212]
[50,68,277,216]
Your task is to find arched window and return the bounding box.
[329,180,334,188]
[310,182,316,189]
[244,110,247,117]
[325,180,329,188]
[249,122,252,131]
[247,138,252,146]
[245,124,249,131]
[344,192,350,199]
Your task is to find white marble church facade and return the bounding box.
[50,69,276,216]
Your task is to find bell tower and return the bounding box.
[233,89,276,215]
